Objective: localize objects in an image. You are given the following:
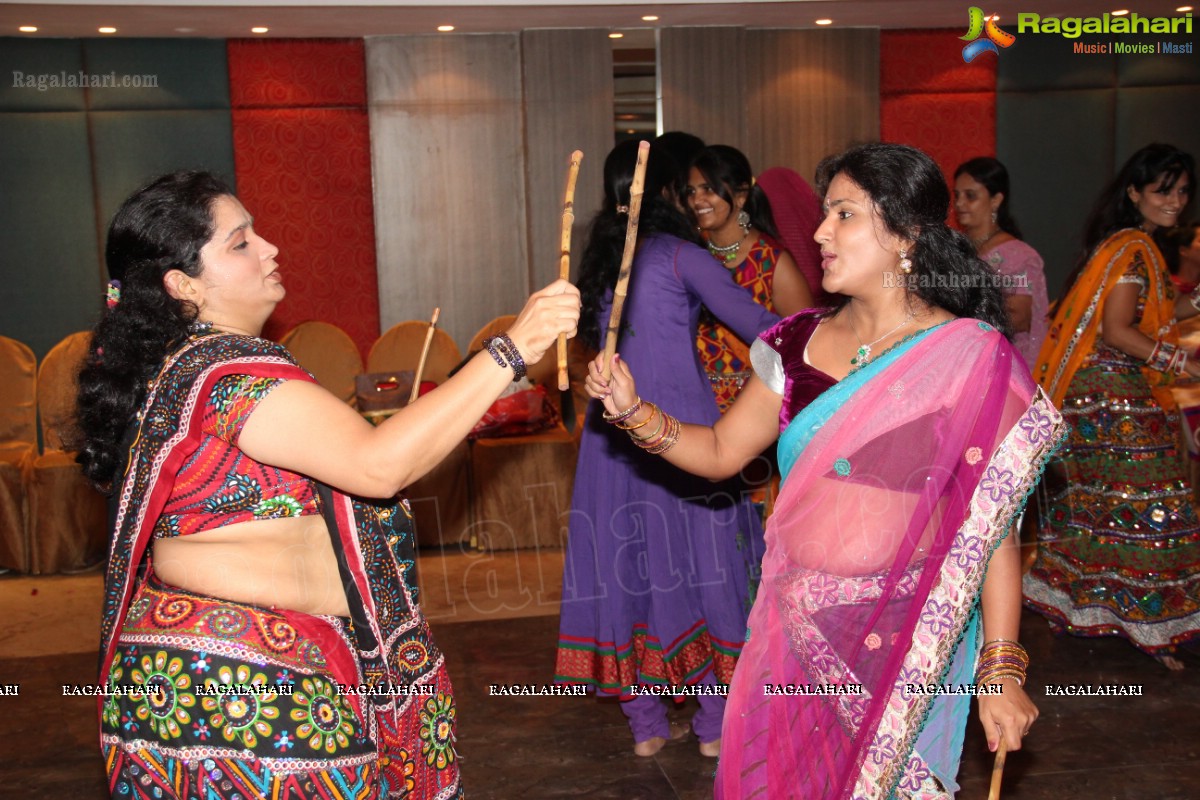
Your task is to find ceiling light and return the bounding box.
[175,27,195,33]
[250,26,269,34]
[609,32,624,39]
[1176,4,1193,10]
[626,129,636,135]
[815,19,833,25]
[990,14,1001,21]
[642,16,659,22]
[19,26,38,33]
[437,25,455,32]
[98,27,117,34]
[1111,9,1130,16]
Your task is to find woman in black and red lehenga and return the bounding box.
[76,171,579,799]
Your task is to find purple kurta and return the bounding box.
[555,234,779,697]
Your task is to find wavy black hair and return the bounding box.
[654,130,706,201]
[1059,143,1194,299]
[685,144,780,239]
[74,170,232,490]
[577,140,701,350]
[954,156,1023,240]
[815,143,1011,337]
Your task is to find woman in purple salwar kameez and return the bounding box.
[554,141,779,758]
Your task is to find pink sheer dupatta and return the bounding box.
[716,320,1065,799]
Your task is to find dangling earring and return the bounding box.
[737,209,751,234]
[899,248,913,274]
[990,210,998,224]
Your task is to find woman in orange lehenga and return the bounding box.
[1026,143,1200,670]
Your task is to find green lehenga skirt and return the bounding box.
[1024,344,1200,653]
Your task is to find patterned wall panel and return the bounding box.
[227,39,379,356]
[880,29,996,195]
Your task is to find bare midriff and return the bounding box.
[152,515,351,617]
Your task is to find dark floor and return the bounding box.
[3,609,1199,799]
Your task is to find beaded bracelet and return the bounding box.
[603,396,643,424]
[484,333,527,382]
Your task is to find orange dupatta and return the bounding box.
[1034,228,1179,411]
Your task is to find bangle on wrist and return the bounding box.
[484,333,526,382]
[603,396,643,424]
[618,403,657,432]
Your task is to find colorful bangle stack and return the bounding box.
[1147,340,1187,376]
[632,403,681,454]
[603,399,681,455]
[975,638,1029,687]
[483,333,527,382]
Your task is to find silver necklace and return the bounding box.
[706,237,742,263]
[849,311,914,366]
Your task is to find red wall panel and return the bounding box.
[227,39,379,357]
[881,30,997,210]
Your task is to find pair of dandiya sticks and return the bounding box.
[551,142,642,389]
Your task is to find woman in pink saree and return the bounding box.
[585,144,1065,798]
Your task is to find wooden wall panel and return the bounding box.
[746,28,880,184]
[660,27,747,149]
[368,35,527,350]
[520,29,613,287]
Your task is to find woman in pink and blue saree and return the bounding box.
[584,144,1064,798]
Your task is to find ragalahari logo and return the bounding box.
[961,7,1017,61]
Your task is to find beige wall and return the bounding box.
[661,27,880,184]
[368,26,880,349]
[368,31,612,350]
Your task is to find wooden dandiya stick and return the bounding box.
[556,150,583,391]
[601,139,650,380]
[987,739,1009,800]
[409,307,440,405]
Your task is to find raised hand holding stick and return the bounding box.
[409,307,440,405]
[601,139,650,380]
[557,150,583,391]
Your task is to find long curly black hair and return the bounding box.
[74,170,232,491]
[685,144,780,240]
[815,143,1012,337]
[577,140,701,350]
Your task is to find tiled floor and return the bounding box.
[2,548,1199,799]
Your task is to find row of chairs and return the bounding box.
[0,333,106,574]
[282,317,590,552]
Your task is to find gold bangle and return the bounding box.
[618,403,657,431]
[632,408,666,443]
